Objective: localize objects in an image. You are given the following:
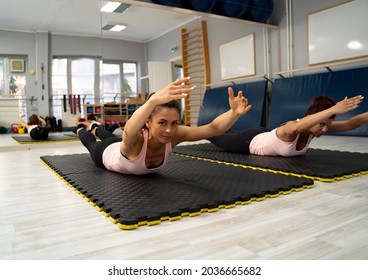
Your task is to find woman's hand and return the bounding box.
[228,87,252,116]
[333,95,364,115]
[148,77,195,105]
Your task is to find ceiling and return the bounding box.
[0,0,201,43]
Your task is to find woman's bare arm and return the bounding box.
[173,87,251,145]
[277,95,364,141]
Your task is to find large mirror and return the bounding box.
[100,0,279,126]
[0,0,280,127]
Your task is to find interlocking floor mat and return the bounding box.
[12,134,78,144]
[41,153,313,230]
[173,143,368,182]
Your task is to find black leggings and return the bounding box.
[79,128,122,168]
[30,127,49,140]
[208,127,269,153]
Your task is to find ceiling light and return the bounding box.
[110,25,127,32]
[102,23,127,32]
[347,40,363,50]
[101,2,131,13]
[101,2,121,12]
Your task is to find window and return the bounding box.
[71,58,95,97]
[0,57,27,97]
[0,59,4,96]
[51,58,68,120]
[51,57,138,118]
[0,57,27,117]
[101,62,121,102]
[52,58,68,96]
[122,62,137,97]
[100,61,138,103]
[9,75,26,95]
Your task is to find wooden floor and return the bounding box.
[0,133,367,260]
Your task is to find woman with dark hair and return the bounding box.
[208,94,366,156]
[75,114,102,130]
[19,113,51,140]
[76,77,251,175]
[73,113,120,134]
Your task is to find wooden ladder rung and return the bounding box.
[185,56,204,63]
[182,27,200,35]
[185,109,200,113]
[186,62,204,68]
[186,98,203,102]
[182,20,209,109]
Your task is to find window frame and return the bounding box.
[51,56,138,119]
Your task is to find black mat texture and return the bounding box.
[173,143,368,182]
[41,153,313,230]
[12,134,78,143]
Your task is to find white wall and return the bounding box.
[147,0,368,83]
[2,0,368,127]
[147,16,279,87]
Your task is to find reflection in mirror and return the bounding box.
[97,0,279,126]
[50,0,103,126]
[100,1,142,105]
[99,1,149,127]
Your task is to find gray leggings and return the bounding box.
[208,127,269,153]
[78,128,121,168]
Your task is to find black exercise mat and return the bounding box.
[63,132,79,138]
[12,134,78,143]
[173,143,368,182]
[41,153,313,230]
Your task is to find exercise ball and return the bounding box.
[215,0,251,18]
[152,0,182,7]
[185,0,218,13]
[245,0,274,23]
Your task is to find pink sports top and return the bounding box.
[102,129,172,175]
[249,128,313,157]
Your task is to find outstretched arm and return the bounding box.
[121,77,195,153]
[329,111,368,132]
[174,87,252,144]
[18,114,28,128]
[278,95,364,141]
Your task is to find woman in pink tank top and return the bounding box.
[76,77,252,175]
[209,95,367,156]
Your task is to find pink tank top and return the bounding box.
[102,130,172,175]
[249,128,313,157]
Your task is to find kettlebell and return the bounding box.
[11,124,19,133]
[18,126,25,134]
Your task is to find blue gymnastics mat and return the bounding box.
[198,80,268,130]
[269,67,368,136]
